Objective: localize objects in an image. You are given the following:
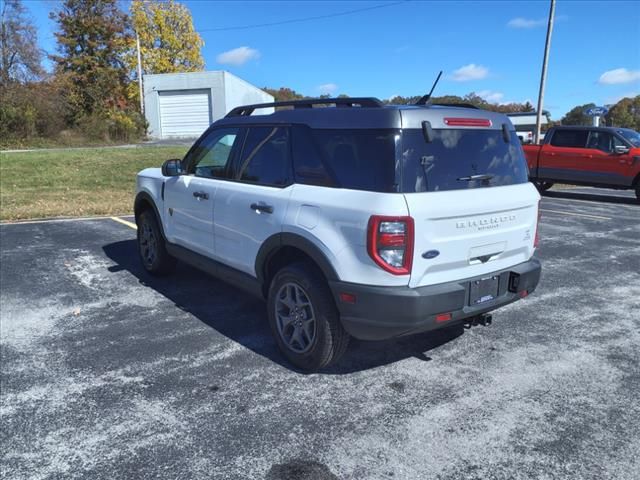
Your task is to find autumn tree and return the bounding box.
[0,0,43,86]
[605,96,640,130]
[50,0,132,123]
[128,0,203,78]
[261,88,539,116]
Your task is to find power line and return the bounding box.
[197,1,409,32]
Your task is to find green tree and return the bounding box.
[50,0,131,122]
[0,0,43,85]
[128,0,203,81]
[561,103,595,126]
[605,96,640,130]
[263,87,307,102]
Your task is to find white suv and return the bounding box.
[135,97,541,370]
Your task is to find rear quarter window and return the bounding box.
[292,126,397,192]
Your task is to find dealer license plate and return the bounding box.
[469,276,499,305]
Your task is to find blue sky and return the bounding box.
[24,0,640,119]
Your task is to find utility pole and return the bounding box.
[535,0,555,144]
[136,30,144,114]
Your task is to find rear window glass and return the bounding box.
[300,128,397,192]
[550,129,588,148]
[237,126,290,186]
[400,129,529,193]
[292,126,336,187]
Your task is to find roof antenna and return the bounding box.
[415,70,443,106]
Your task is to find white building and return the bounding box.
[507,111,550,130]
[143,71,274,139]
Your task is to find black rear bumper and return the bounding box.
[329,258,541,341]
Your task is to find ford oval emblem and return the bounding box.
[422,250,440,259]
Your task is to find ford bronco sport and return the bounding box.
[135,97,542,371]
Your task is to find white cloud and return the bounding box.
[507,15,567,28]
[477,90,504,103]
[317,83,338,95]
[450,64,489,82]
[216,46,260,66]
[598,68,640,85]
[508,17,546,28]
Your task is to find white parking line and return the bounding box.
[540,209,611,220]
[542,195,638,210]
[0,215,133,226]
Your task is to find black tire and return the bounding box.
[534,181,554,192]
[267,262,350,371]
[635,184,640,203]
[136,209,176,275]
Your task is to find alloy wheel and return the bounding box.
[139,219,157,267]
[275,282,317,353]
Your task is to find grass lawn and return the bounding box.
[0,146,188,221]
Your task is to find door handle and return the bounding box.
[250,203,274,214]
[193,191,209,200]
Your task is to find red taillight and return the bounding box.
[435,313,452,323]
[379,233,406,247]
[367,215,414,275]
[444,117,492,127]
[534,201,541,248]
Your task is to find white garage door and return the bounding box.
[158,90,211,138]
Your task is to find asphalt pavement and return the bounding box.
[1,187,639,479]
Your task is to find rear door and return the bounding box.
[400,127,539,288]
[213,126,294,276]
[539,129,589,182]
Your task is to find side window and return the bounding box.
[187,128,241,178]
[550,129,589,148]
[292,125,336,187]
[586,131,613,153]
[612,135,627,149]
[237,126,290,186]
[312,129,397,192]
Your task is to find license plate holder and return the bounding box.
[469,276,500,306]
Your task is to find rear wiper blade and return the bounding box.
[457,174,494,182]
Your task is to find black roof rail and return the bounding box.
[431,102,480,109]
[225,97,384,117]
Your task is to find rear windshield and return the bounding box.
[400,129,529,193]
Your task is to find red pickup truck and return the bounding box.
[523,126,640,201]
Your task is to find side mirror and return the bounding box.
[614,145,630,155]
[161,158,183,176]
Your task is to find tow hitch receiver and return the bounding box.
[464,313,493,329]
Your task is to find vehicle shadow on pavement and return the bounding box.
[103,240,465,374]
[544,189,638,205]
